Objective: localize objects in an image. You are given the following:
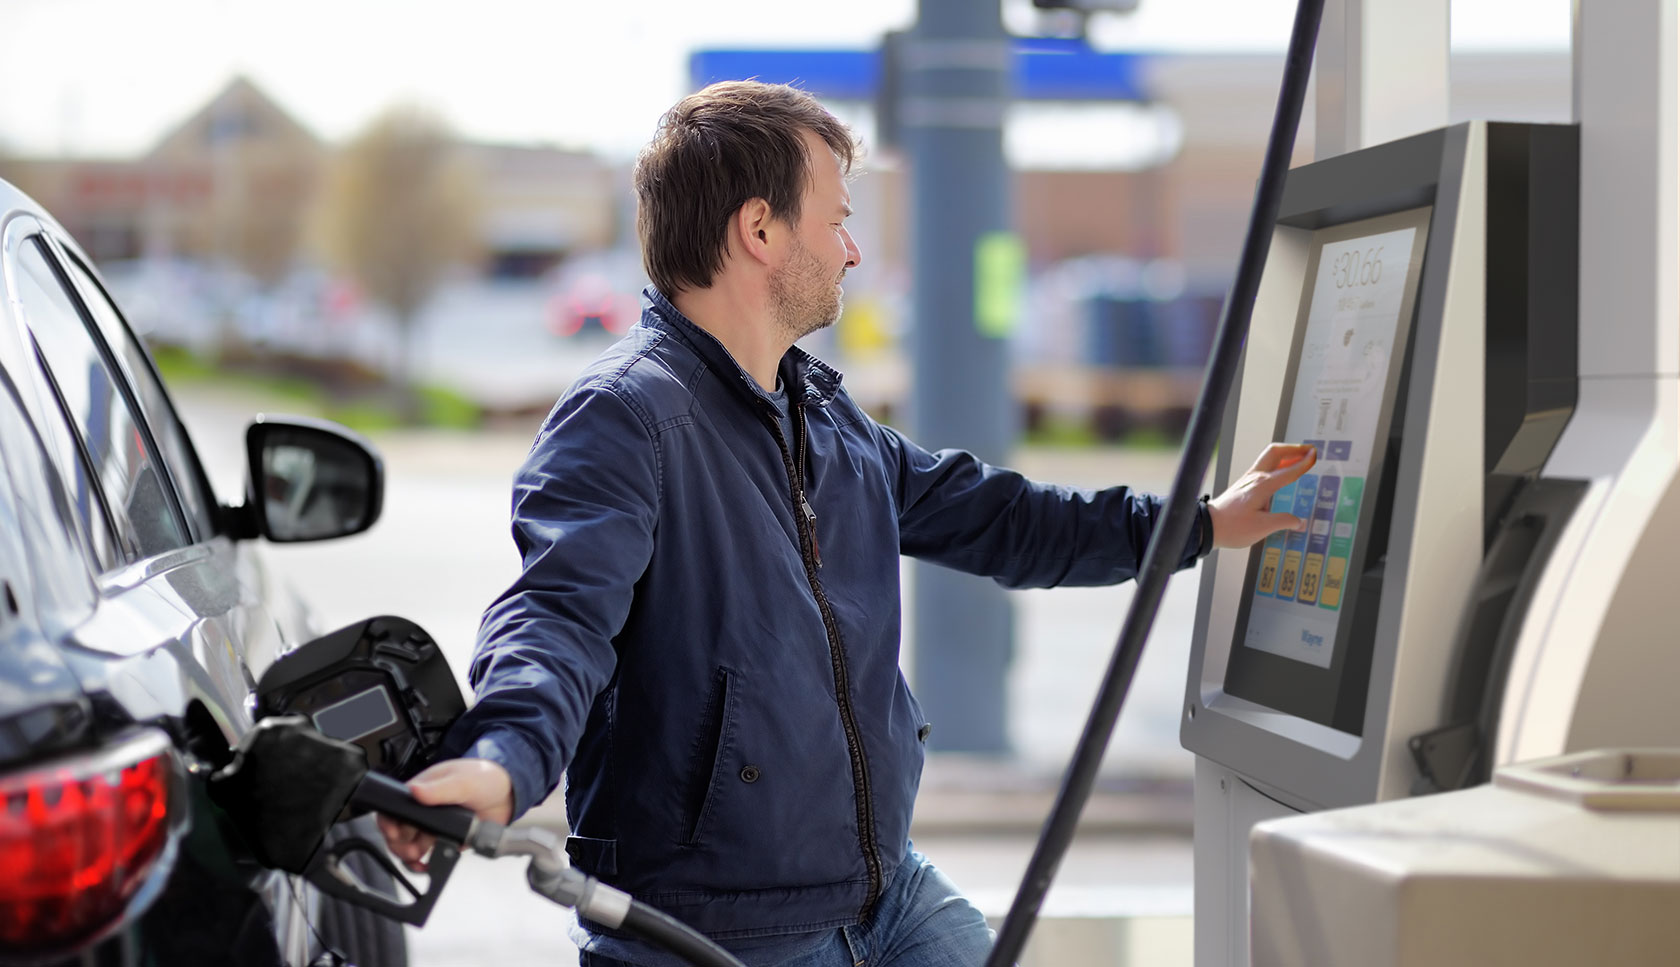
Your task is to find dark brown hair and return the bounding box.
[634,81,856,295]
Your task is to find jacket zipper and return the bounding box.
[795,411,822,568]
[764,393,883,915]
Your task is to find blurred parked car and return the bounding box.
[543,248,646,340]
[0,177,406,965]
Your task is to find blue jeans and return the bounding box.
[575,849,995,967]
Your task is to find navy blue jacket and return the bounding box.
[447,289,1209,938]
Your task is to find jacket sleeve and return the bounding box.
[442,386,659,819]
[875,423,1208,589]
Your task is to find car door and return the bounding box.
[45,232,306,678]
[0,218,319,965]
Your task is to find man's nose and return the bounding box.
[842,227,863,270]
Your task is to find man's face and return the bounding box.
[769,129,862,342]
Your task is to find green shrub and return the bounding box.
[418,385,481,429]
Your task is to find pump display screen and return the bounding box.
[1223,206,1432,730]
[1244,223,1422,665]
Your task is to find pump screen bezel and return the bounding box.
[1220,204,1434,732]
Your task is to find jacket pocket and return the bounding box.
[565,836,618,877]
[682,666,737,846]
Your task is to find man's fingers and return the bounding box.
[409,772,471,807]
[1269,512,1308,534]
[375,759,513,874]
[378,815,421,851]
[392,830,436,872]
[378,813,436,871]
[1248,446,1317,498]
[403,758,514,824]
[404,834,437,873]
[1249,442,1317,474]
[1267,446,1317,487]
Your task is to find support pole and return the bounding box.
[905,0,1016,754]
[1315,0,1449,160]
[1571,0,1677,383]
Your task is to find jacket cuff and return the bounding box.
[1196,495,1216,559]
[460,726,549,821]
[1177,496,1213,569]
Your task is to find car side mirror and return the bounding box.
[241,415,383,543]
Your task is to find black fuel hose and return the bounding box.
[620,901,746,967]
[982,2,1328,965]
[522,855,747,967]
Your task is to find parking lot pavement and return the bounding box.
[406,852,578,966]
[174,385,1202,967]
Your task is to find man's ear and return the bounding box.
[735,198,778,267]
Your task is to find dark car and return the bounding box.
[0,178,407,965]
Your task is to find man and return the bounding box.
[380,81,1313,966]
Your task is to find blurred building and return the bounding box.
[2,78,322,280]
[0,77,619,283]
[459,142,620,280]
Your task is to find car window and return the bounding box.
[57,248,217,539]
[8,264,123,573]
[0,368,98,627]
[15,238,190,563]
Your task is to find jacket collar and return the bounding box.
[640,286,844,407]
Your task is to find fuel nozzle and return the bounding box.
[209,718,746,966]
[208,716,474,926]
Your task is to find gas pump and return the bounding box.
[1178,118,1584,965]
[1179,2,1680,965]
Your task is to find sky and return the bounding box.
[0,0,1572,161]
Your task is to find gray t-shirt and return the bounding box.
[766,378,798,459]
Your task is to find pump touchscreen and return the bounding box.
[1243,222,1425,668]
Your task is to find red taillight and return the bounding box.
[0,730,177,952]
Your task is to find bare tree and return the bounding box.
[312,105,479,418]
